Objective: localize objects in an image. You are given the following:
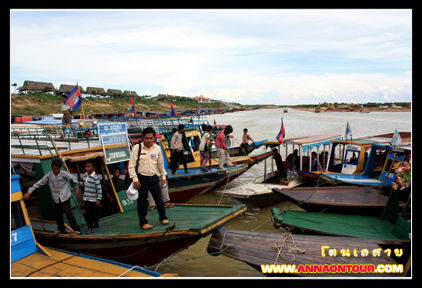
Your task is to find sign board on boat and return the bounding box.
[97,123,131,164]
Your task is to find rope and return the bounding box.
[145,166,325,271]
[272,227,306,264]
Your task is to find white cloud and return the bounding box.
[10,9,412,104]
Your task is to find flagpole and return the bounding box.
[77,82,86,127]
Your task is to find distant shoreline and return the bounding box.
[286,107,411,113]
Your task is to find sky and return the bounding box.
[10,9,412,105]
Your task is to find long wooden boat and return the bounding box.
[167,165,248,203]
[207,227,410,277]
[210,139,268,158]
[159,128,272,170]
[320,142,411,187]
[213,172,307,207]
[271,187,411,240]
[296,132,411,182]
[272,186,409,216]
[11,174,178,278]
[10,127,247,267]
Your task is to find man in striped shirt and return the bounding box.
[81,160,102,234]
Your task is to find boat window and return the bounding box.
[344,150,359,165]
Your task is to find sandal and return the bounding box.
[91,228,99,233]
[86,228,92,234]
[70,231,80,236]
[52,231,61,236]
[164,203,175,208]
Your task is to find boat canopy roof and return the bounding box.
[285,134,341,153]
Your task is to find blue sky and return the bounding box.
[10,9,412,105]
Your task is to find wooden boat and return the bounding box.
[297,132,411,182]
[210,139,268,158]
[264,134,341,175]
[207,227,410,277]
[271,186,411,240]
[159,128,272,170]
[11,174,178,278]
[213,171,307,207]
[11,127,247,267]
[272,186,409,216]
[167,165,248,203]
[320,142,411,187]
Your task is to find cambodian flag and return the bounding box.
[170,101,178,116]
[130,94,137,118]
[345,121,352,139]
[214,118,216,125]
[276,117,285,145]
[65,85,82,112]
[196,104,201,115]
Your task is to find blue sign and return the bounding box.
[97,123,127,137]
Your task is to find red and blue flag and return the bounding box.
[196,104,201,115]
[170,101,178,116]
[345,121,352,139]
[130,94,137,118]
[276,117,285,145]
[65,85,82,112]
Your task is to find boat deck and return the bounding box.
[11,246,176,277]
[271,208,402,239]
[33,204,247,237]
[273,186,408,209]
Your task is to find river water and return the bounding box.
[152,108,412,277]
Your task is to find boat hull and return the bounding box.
[167,169,225,202]
[34,231,200,267]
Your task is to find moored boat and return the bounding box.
[207,227,410,277]
[320,142,411,187]
[11,127,247,267]
[270,186,411,240]
[11,173,179,277]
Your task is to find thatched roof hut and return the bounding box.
[85,87,106,94]
[124,91,139,97]
[18,80,57,93]
[107,89,123,96]
[58,84,85,94]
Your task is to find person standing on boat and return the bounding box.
[61,94,73,131]
[170,124,189,175]
[311,151,323,171]
[23,159,81,236]
[199,125,215,172]
[128,127,169,230]
[215,125,234,170]
[272,148,287,178]
[241,128,254,156]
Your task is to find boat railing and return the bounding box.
[11,126,101,156]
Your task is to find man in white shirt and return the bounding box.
[128,127,169,229]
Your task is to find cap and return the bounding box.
[126,182,138,201]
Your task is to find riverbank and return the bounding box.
[290,107,411,113]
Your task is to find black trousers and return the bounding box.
[240,143,249,156]
[84,201,100,229]
[171,150,188,174]
[137,174,167,227]
[54,197,80,233]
